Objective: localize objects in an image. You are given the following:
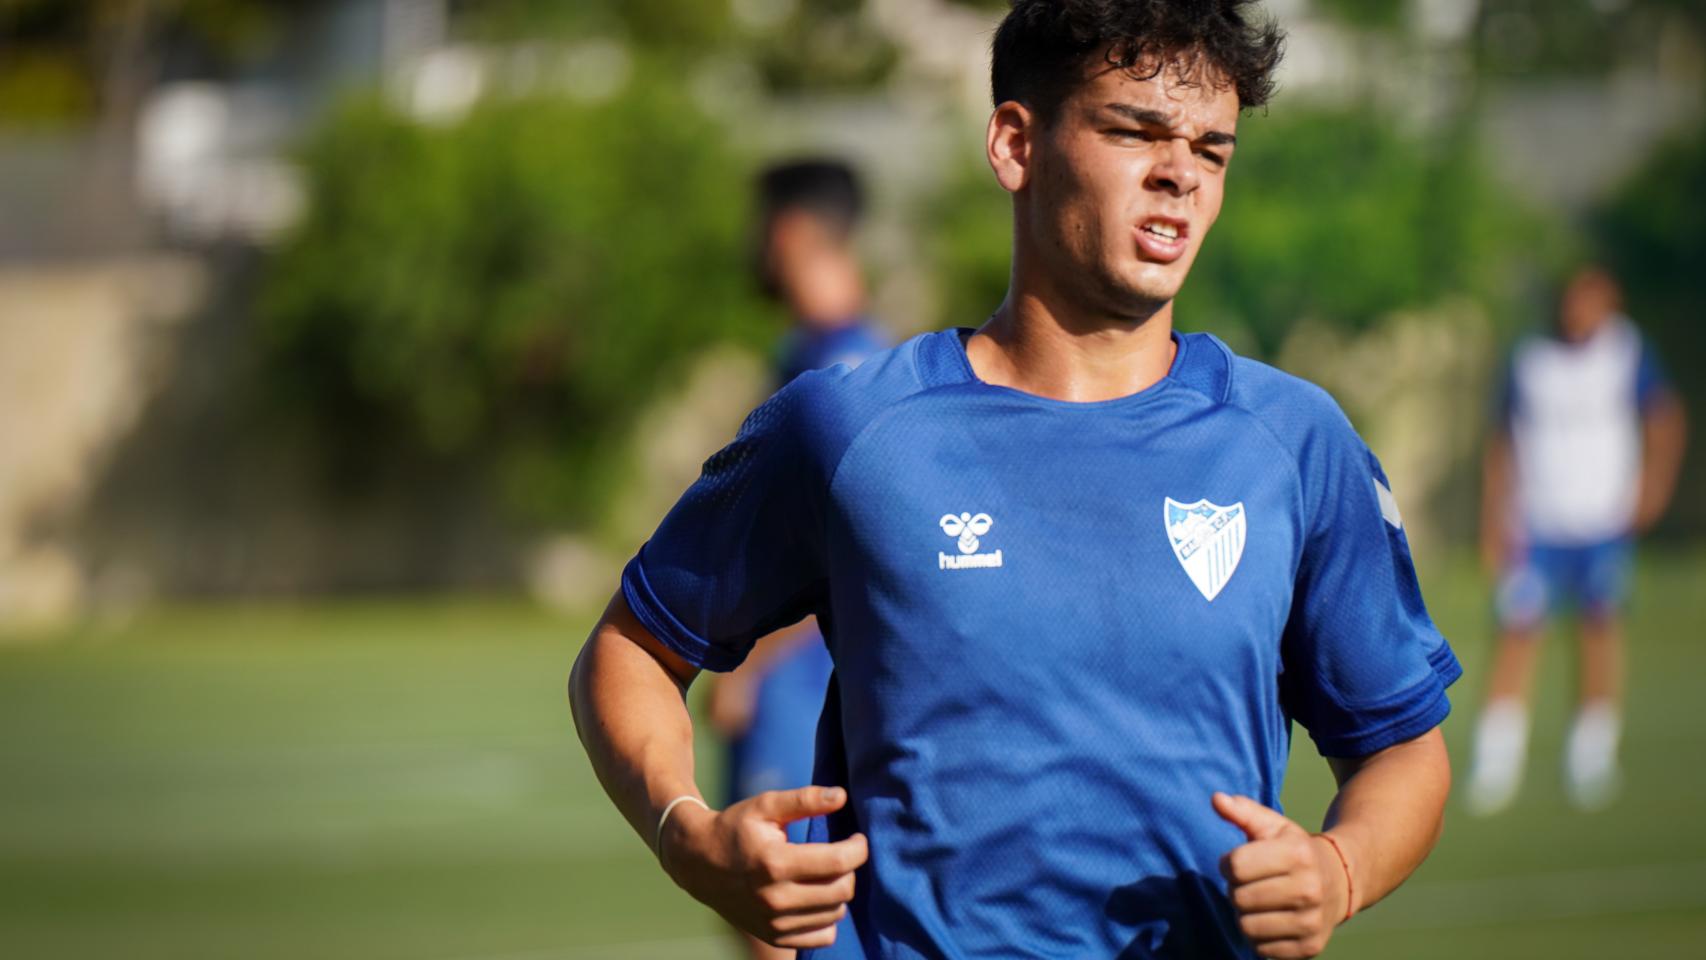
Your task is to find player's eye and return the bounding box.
[1109,128,1156,142]
[1197,149,1227,168]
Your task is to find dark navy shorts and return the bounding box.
[1497,537,1633,629]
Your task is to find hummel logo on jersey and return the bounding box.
[1164,498,1246,601]
[938,512,1002,570]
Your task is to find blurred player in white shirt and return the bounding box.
[1468,265,1687,814]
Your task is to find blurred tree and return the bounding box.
[925,166,1011,331]
[256,75,772,527]
[745,0,898,93]
[463,0,896,94]
[1187,108,1544,353]
[457,0,732,51]
[1314,0,1407,32]
[1472,0,1705,79]
[1595,128,1706,537]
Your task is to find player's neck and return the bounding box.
[968,292,1177,403]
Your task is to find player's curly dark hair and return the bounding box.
[991,0,1285,118]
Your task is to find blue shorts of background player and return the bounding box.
[724,633,834,843]
[1497,537,1633,630]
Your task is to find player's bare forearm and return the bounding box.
[1480,432,1512,570]
[568,592,867,950]
[1213,728,1448,958]
[1636,393,1688,530]
[568,591,704,851]
[1322,726,1451,914]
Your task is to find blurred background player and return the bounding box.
[1467,264,1688,815]
[706,158,885,960]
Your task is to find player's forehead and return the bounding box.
[1067,51,1240,137]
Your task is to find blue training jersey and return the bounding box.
[624,328,1461,959]
[727,319,887,810]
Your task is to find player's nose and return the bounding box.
[1145,138,1199,197]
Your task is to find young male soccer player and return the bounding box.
[710,159,887,960]
[1467,265,1687,815]
[570,3,1460,957]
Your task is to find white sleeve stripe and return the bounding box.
[1374,476,1403,530]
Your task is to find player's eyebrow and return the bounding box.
[1101,103,1237,147]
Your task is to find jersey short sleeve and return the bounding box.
[1635,335,1672,412]
[1279,421,1462,758]
[1492,352,1517,428]
[620,379,828,672]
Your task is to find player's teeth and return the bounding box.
[1145,223,1179,239]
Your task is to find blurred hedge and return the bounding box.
[1597,128,1706,538]
[256,75,771,527]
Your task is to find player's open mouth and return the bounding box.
[1135,217,1189,263]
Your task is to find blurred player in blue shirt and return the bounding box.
[572,3,1458,957]
[708,159,887,960]
[1467,265,1688,815]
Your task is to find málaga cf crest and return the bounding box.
[1164,498,1247,602]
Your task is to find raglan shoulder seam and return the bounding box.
[1170,341,1316,537]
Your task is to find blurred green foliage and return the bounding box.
[926,106,1547,354]
[256,74,770,527]
[1596,129,1706,537]
[459,0,733,51]
[464,0,897,93]
[1314,0,1407,32]
[1598,129,1706,343]
[1472,0,1705,78]
[925,166,1012,332]
[748,0,899,94]
[1186,109,1544,352]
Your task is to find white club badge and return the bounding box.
[1164,498,1247,602]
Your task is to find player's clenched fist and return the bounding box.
[659,786,868,950]
[1213,792,1353,959]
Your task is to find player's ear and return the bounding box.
[987,100,1035,194]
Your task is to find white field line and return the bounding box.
[437,861,1706,959]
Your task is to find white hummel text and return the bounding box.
[938,512,1002,570]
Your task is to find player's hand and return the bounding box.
[706,671,759,739]
[1213,792,1351,959]
[660,786,867,950]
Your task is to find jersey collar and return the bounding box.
[918,326,1231,409]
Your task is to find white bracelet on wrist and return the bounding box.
[655,795,710,865]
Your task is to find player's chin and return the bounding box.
[1118,263,1188,309]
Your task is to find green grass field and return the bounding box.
[2,551,1704,959]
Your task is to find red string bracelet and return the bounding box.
[1314,832,1354,923]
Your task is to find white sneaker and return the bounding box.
[1566,761,1622,812]
[1466,762,1523,817]
[1565,702,1623,812]
[1465,699,1529,817]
